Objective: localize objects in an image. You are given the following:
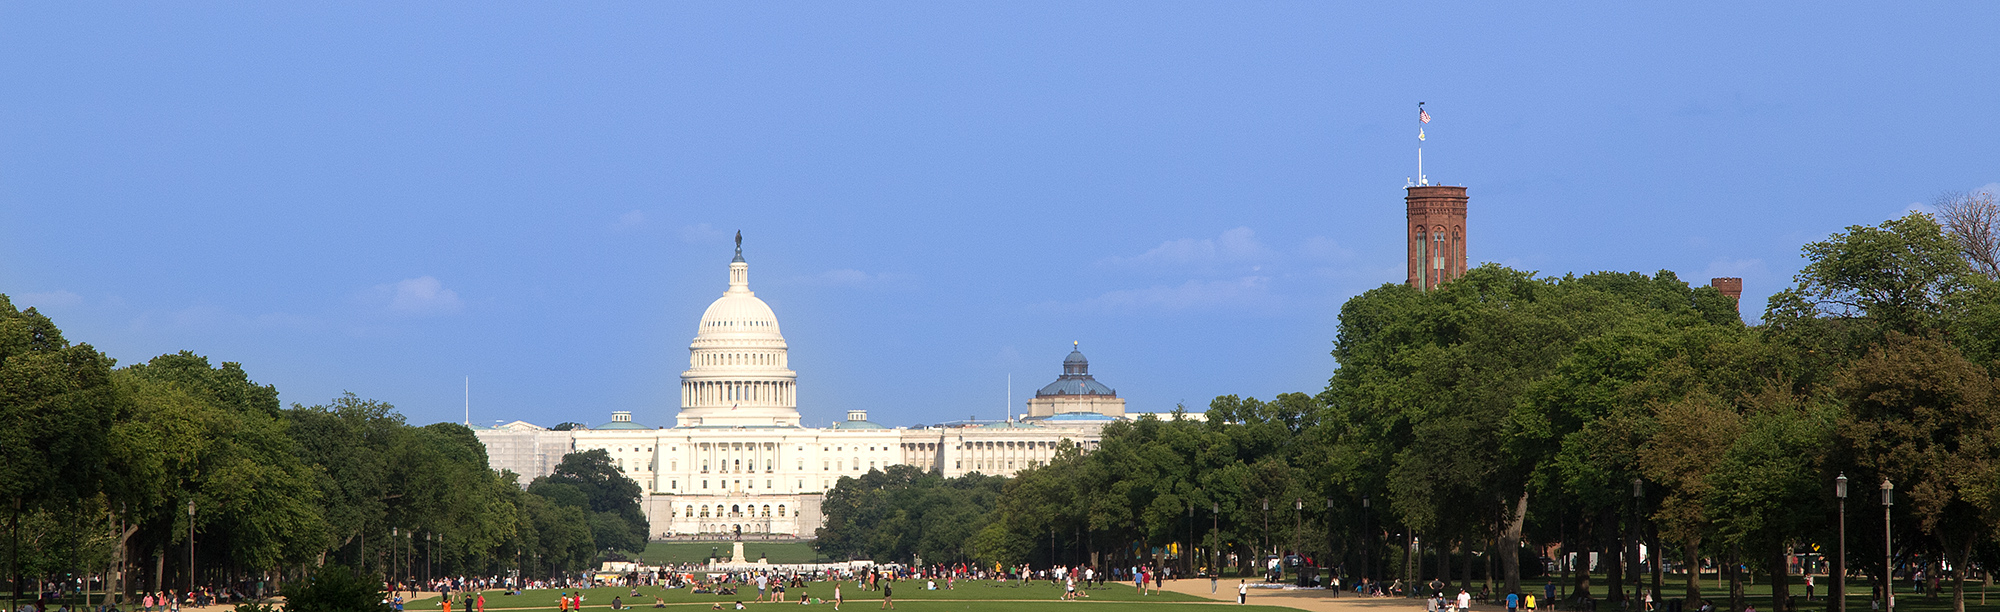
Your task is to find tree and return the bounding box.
[0,296,117,601]
[285,394,403,571]
[116,353,328,582]
[1936,189,2000,281]
[1772,213,1974,338]
[1834,334,2000,612]
[529,450,646,554]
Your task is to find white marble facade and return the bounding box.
[475,239,1109,538]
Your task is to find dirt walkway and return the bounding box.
[1148,579,1518,612]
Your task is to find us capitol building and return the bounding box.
[474,238,1123,538]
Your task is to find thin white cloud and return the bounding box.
[612,210,649,231]
[1297,236,1355,262]
[1054,276,1278,313]
[1102,227,1275,268]
[12,290,82,308]
[126,304,321,334]
[793,269,911,287]
[679,223,730,244]
[1699,258,1766,280]
[366,276,464,316]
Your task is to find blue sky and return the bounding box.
[4,3,1997,429]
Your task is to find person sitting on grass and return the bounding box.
[652,596,666,608]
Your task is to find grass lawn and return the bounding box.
[635,542,827,565]
[403,581,1235,611]
[1434,572,2000,612]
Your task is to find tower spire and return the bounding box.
[732,230,744,263]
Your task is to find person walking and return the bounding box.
[833,584,842,611]
[1458,589,1472,612]
[879,580,893,610]
[1237,580,1248,605]
[477,592,486,612]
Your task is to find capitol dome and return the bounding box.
[677,234,801,428]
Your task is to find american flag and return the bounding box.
[1419,108,1431,124]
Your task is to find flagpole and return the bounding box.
[1416,102,1425,186]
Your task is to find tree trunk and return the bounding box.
[1683,538,1704,608]
[1610,540,1627,603]
[1651,524,1664,609]
[1502,492,1528,596]
[1950,539,1972,612]
[1728,545,1743,612]
[1576,545,1594,601]
[1771,546,1792,612]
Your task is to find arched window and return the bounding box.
[762,505,772,517]
[700,505,710,517]
[778,505,788,517]
[731,504,741,515]
[685,505,694,517]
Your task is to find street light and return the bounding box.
[1211,502,1220,577]
[187,500,196,594]
[1882,479,1894,612]
[1362,495,1372,582]
[1293,499,1304,585]
[1263,498,1271,566]
[1325,498,1336,588]
[1836,474,1848,612]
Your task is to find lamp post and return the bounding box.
[1362,495,1372,582]
[186,500,196,594]
[1326,498,1336,587]
[1836,474,1848,612]
[1263,498,1271,568]
[1293,499,1304,584]
[1882,479,1894,612]
[393,528,400,592]
[1211,502,1220,577]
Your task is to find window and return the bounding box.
[766,479,773,489]
[823,460,830,471]
[672,480,678,489]
[685,505,693,517]
[761,505,771,517]
[700,506,710,517]
[703,480,709,489]
[731,504,741,514]
[778,505,787,517]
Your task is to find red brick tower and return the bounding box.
[1710,277,1743,309]
[1407,185,1469,290]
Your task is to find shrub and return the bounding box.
[283,565,392,612]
